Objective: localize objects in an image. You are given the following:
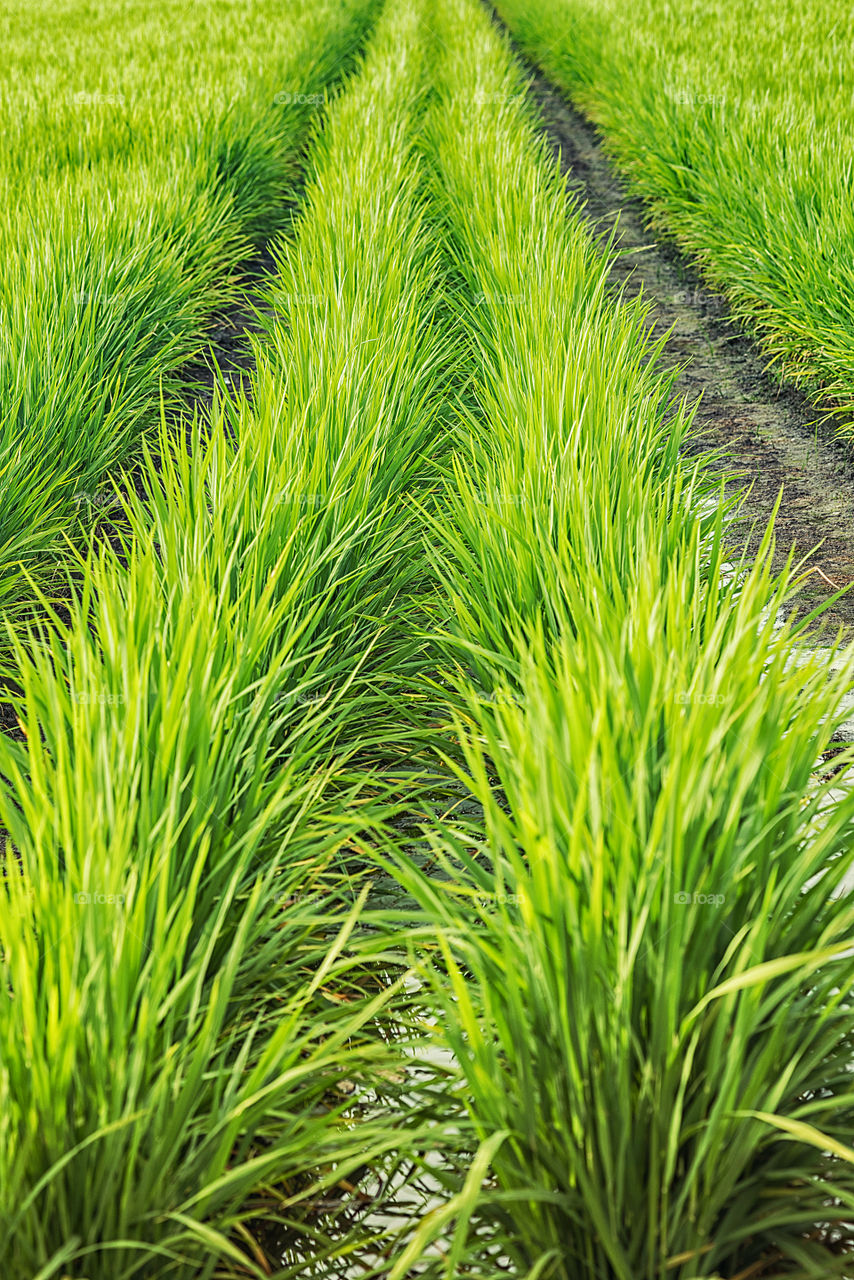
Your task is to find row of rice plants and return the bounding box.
[377,0,854,1275]
[491,0,854,423]
[0,0,380,631]
[0,0,457,1273]
[6,0,854,1275]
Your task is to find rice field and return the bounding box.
[493,0,854,420]
[2,0,854,1277]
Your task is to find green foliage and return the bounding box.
[379,1,854,1275]
[0,0,380,629]
[0,0,452,1272]
[494,0,854,420]
[3,0,854,1276]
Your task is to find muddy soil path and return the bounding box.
[496,22,854,639]
[177,245,276,417]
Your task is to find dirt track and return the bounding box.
[508,40,854,640]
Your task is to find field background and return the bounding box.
[2,1,854,1277]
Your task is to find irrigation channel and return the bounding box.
[504,30,854,742]
[512,48,854,638]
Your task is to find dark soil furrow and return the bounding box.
[0,251,275,745]
[503,29,854,637]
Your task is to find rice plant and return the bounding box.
[493,0,854,421]
[0,0,381,630]
[0,0,456,1271]
[4,0,854,1276]
[375,0,854,1274]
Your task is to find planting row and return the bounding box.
[0,0,380,631]
[387,1,854,1274]
[494,0,854,423]
[3,0,854,1276]
[0,0,443,1272]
